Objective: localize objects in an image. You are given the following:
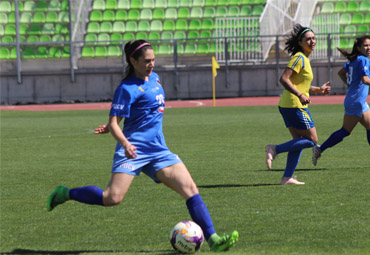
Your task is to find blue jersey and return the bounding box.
[110,72,168,155]
[343,55,370,116]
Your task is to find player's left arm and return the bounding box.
[361,75,370,86]
[94,124,109,134]
[309,81,331,94]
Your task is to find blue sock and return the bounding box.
[283,150,303,177]
[186,194,216,241]
[276,138,315,154]
[320,128,350,152]
[69,186,104,206]
[367,130,370,145]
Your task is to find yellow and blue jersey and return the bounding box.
[279,52,313,108]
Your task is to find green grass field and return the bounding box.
[1,105,369,255]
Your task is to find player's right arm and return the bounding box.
[108,115,137,159]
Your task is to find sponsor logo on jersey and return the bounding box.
[158,106,164,113]
[119,162,136,171]
[111,104,125,110]
[138,86,144,92]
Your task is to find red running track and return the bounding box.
[1,95,368,111]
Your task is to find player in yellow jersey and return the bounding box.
[265,24,331,185]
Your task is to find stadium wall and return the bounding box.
[0,58,347,105]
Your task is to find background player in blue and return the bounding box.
[313,36,370,164]
[47,40,238,252]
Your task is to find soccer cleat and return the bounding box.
[47,186,70,212]
[210,231,239,252]
[312,145,322,166]
[265,145,277,170]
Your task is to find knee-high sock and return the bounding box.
[367,130,370,145]
[283,150,303,177]
[320,128,350,152]
[186,194,216,240]
[276,137,315,154]
[69,186,104,206]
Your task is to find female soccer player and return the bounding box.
[312,35,370,164]
[47,40,238,252]
[265,24,331,185]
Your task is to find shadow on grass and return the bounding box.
[4,249,176,255]
[265,168,328,172]
[198,183,279,188]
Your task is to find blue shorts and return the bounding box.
[111,151,182,183]
[345,102,370,117]
[279,107,315,130]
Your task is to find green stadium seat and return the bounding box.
[320,2,333,13]
[54,23,68,34]
[20,12,32,23]
[184,43,197,54]
[137,20,150,31]
[178,8,190,19]
[36,47,48,58]
[366,13,370,23]
[107,45,121,56]
[90,11,103,22]
[40,35,51,42]
[201,19,214,30]
[229,0,241,5]
[11,1,24,12]
[190,7,203,18]
[46,12,58,23]
[360,1,370,12]
[140,9,152,20]
[117,0,130,9]
[358,25,369,33]
[174,31,186,40]
[131,0,142,9]
[0,48,10,60]
[33,12,45,23]
[188,31,199,41]
[97,33,110,45]
[36,0,48,11]
[203,7,215,18]
[148,31,160,42]
[123,32,135,40]
[115,10,127,21]
[339,38,348,49]
[158,44,172,55]
[93,0,105,10]
[205,0,217,7]
[24,1,36,11]
[161,31,173,41]
[103,10,115,21]
[42,23,55,34]
[27,35,39,42]
[180,0,191,7]
[351,13,364,24]
[167,0,179,8]
[155,0,167,8]
[217,0,228,6]
[59,12,69,22]
[125,21,137,32]
[136,32,147,40]
[19,24,29,34]
[189,19,201,30]
[163,20,175,31]
[251,5,264,16]
[153,9,165,20]
[240,6,252,16]
[333,2,346,13]
[7,12,15,23]
[106,0,118,10]
[200,30,212,41]
[150,20,162,31]
[29,24,42,35]
[343,25,356,37]
[143,0,154,8]
[10,48,17,59]
[0,25,4,36]
[228,6,240,17]
[128,9,140,20]
[197,43,209,54]
[339,13,351,25]
[346,2,359,12]
[61,0,69,10]
[111,33,122,44]
[175,19,188,30]
[193,0,205,7]
[82,47,94,57]
[23,47,36,59]
[0,1,11,12]
[48,0,61,11]
[216,7,227,18]
[100,22,113,33]
[48,47,61,58]
[165,8,177,19]
[112,21,124,32]
[85,33,97,45]
[87,22,100,33]
[2,35,13,43]
[0,13,7,24]
[52,34,64,42]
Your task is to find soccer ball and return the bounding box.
[170,221,204,253]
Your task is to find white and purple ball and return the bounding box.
[170,221,204,253]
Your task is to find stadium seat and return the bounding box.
[339,13,351,25]
[42,23,55,34]
[193,0,205,7]
[46,12,58,23]
[85,33,97,44]
[24,1,36,12]
[351,13,364,24]
[100,22,113,33]
[150,20,162,31]
[366,13,370,23]
[161,31,173,41]
[125,21,137,32]
[203,7,216,18]
[111,33,122,44]
[137,20,150,31]
[229,0,241,5]
[205,0,217,7]
[0,1,11,12]
[29,24,42,35]
[178,8,190,19]
[61,0,69,11]
[20,12,32,23]
[123,32,135,40]
[240,6,252,16]
[0,13,8,24]
[153,9,165,20]
[103,10,115,21]
[117,0,130,9]
[55,23,69,34]
[163,20,175,31]
[0,48,10,60]
[90,11,103,22]
[358,25,369,33]
[320,2,334,13]
[52,34,64,42]
[106,0,118,10]
[93,0,105,10]
[33,12,46,23]
[36,0,48,11]
[190,7,203,18]
[339,38,348,49]
[107,45,121,56]
[148,31,160,42]
[165,8,177,19]
[180,0,192,7]
[343,25,356,37]
[189,19,201,30]
[251,5,264,16]
[11,1,24,12]
[346,1,359,12]
[155,0,167,8]
[333,2,346,13]
[0,25,4,36]
[128,9,140,20]
[228,6,240,17]
[184,43,197,54]
[48,47,61,58]
[197,43,209,54]
[158,44,173,55]
[23,47,36,59]
[7,13,15,23]
[136,32,147,40]
[27,35,39,42]
[98,33,110,44]
[10,48,17,59]
[175,19,188,30]
[112,21,125,33]
[19,24,28,34]
[216,7,227,18]
[140,9,152,20]
[143,0,154,8]
[48,0,61,11]
[201,19,214,30]
[62,46,71,58]
[174,31,186,41]
[115,10,127,21]
[200,30,212,41]
[130,0,142,9]
[95,46,108,57]
[40,35,51,42]
[2,35,13,43]
[217,0,228,6]
[59,12,69,22]
[82,47,94,57]
[167,0,179,8]
[360,1,370,12]
[188,31,199,41]
[87,22,100,33]
[36,47,48,58]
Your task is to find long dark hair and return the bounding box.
[122,40,153,81]
[337,35,370,62]
[285,24,314,56]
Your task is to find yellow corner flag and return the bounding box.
[211,56,219,107]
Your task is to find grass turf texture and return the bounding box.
[1,105,369,255]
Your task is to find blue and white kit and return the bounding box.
[109,72,182,182]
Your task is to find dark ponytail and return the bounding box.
[337,35,370,62]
